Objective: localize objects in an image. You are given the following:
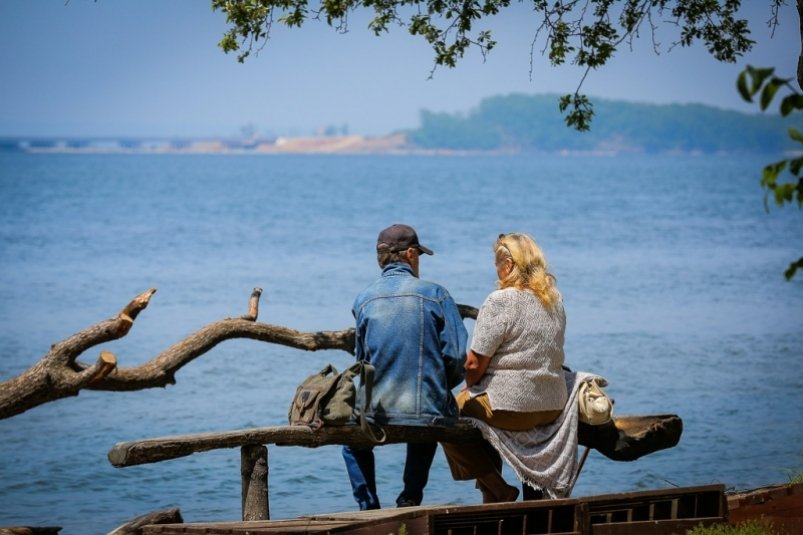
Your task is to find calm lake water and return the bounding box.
[0,152,801,534]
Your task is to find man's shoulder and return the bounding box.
[414,278,453,299]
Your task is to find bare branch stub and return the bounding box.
[241,287,263,321]
[86,351,118,385]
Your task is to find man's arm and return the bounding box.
[440,294,468,389]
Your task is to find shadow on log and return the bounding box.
[579,414,683,461]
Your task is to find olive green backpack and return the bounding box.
[288,361,385,443]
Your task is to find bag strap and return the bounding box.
[355,361,386,444]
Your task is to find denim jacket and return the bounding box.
[353,263,468,426]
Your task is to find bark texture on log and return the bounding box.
[108,415,682,468]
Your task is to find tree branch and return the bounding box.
[0,289,479,420]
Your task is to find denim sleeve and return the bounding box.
[353,307,367,363]
[440,293,468,389]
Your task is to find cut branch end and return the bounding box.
[88,351,118,385]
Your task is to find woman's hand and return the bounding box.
[464,349,491,388]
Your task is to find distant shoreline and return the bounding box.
[1,133,411,155]
[1,132,796,157]
[0,133,598,156]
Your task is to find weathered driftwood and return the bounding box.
[108,415,681,522]
[0,288,376,420]
[108,415,682,468]
[0,289,478,420]
[106,508,183,535]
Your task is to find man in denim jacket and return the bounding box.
[343,224,468,510]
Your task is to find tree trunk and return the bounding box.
[0,288,360,420]
[797,0,803,90]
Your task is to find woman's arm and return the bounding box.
[464,349,491,388]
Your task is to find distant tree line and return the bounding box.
[406,94,797,154]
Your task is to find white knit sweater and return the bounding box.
[469,288,567,412]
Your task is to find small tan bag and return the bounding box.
[578,377,613,425]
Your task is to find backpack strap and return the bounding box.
[356,362,386,444]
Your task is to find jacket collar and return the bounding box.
[382,262,414,277]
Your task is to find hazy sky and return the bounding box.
[0,0,798,138]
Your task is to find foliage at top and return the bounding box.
[211,0,762,129]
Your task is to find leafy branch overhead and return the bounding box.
[738,65,803,280]
[211,0,755,130]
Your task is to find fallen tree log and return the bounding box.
[0,289,478,420]
[108,415,682,468]
[0,288,371,420]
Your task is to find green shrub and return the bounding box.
[784,452,803,484]
[685,520,784,535]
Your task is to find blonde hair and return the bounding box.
[494,233,561,309]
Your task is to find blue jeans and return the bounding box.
[342,442,438,509]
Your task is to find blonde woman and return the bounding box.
[443,233,568,503]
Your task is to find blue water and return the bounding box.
[0,152,801,534]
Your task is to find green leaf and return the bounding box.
[775,182,796,205]
[761,161,786,188]
[784,257,803,281]
[749,66,775,94]
[736,70,752,102]
[788,156,803,176]
[559,94,594,131]
[759,78,783,111]
[789,128,803,144]
[780,94,803,116]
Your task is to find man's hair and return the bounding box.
[377,250,410,268]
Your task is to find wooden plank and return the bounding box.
[727,483,803,533]
[109,414,682,468]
